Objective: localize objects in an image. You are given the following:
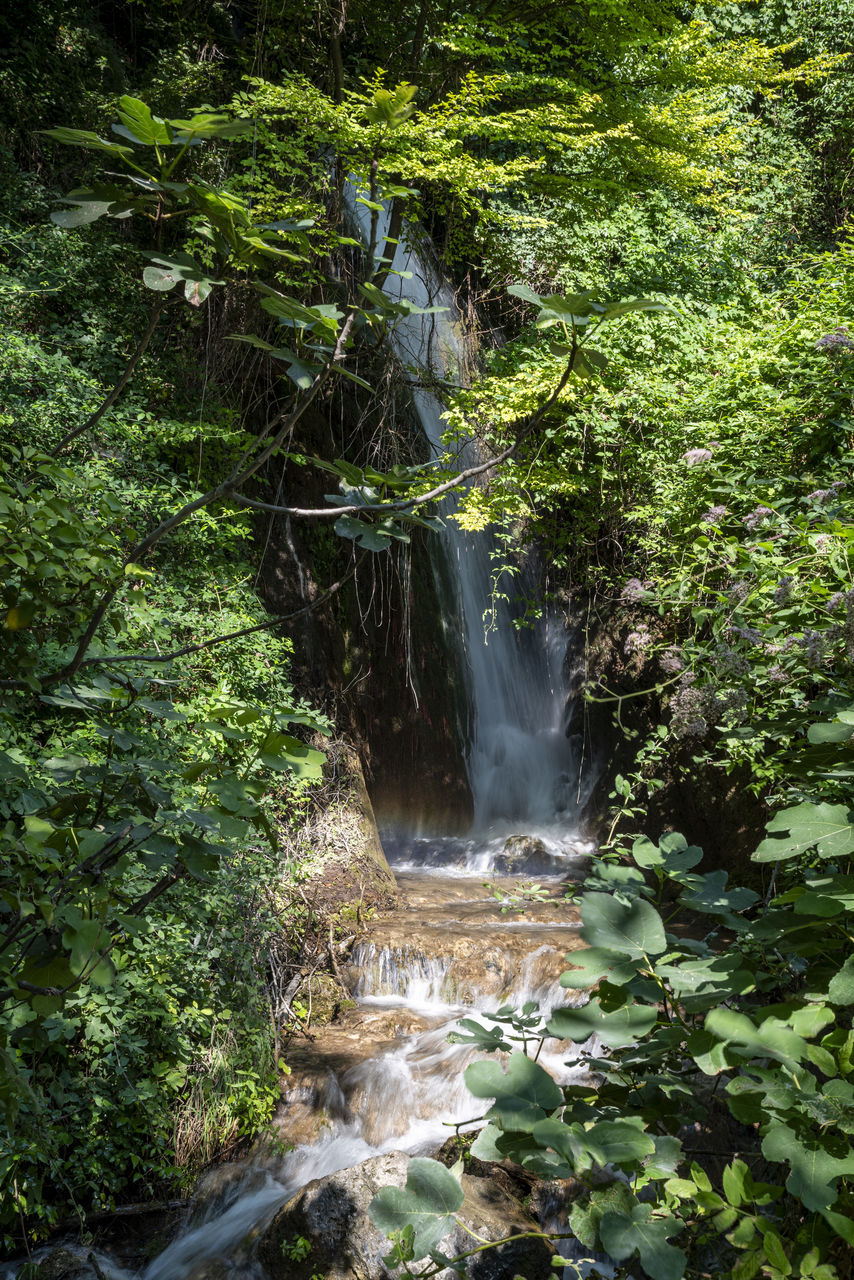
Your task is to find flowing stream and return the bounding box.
[8,214,598,1280]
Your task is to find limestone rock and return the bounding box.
[257,1150,553,1280]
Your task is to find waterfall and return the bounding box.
[348,199,588,836]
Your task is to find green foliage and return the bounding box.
[369,1158,464,1260]
[371,812,854,1278]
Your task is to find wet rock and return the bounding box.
[188,1161,275,1228]
[291,740,398,916]
[34,1247,91,1279]
[257,1150,553,1280]
[493,835,553,876]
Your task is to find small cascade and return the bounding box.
[14,870,592,1280]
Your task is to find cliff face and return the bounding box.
[257,404,472,836]
[578,602,768,875]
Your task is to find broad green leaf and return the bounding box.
[600,298,674,320]
[680,870,759,915]
[115,97,172,146]
[368,1157,462,1259]
[40,127,134,157]
[548,999,658,1048]
[534,1116,654,1170]
[792,874,854,918]
[447,1018,510,1052]
[569,1182,635,1249]
[465,1052,562,1131]
[599,1205,686,1280]
[753,802,854,863]
[829,957,854,1004]
[704,1007,810,1072]
[580,892,666,958]
[762,1123,854,1211]
[168,111,251,140]
[507,282,545,307]
[51,200,116,228]
[61,919,108,977]
[559,946,640,988]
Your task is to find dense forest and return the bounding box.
[2,0,854,1277]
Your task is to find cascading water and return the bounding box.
[345,200,592,843]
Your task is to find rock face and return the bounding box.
[295,740,398,915]
[257,1151,553,1280]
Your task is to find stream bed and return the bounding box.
[13,833,595,1280]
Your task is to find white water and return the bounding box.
[132,920,591,1280]
[345,196,591,834]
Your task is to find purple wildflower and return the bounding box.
[773,577,794,606]
[729,580,750,604]
[625,625,651,657]
[743,506,774,531]
[714,643,750,678]
[799,629,826,668]
[828,592,845,611]
[766,664,787,684]
[730,625,762,644]
[660,648,684,675]
[621,578,648,604]
[814,535,833,553]
[670,674,709,739]
[701,505,727,524]
[683,448,713,466]
[846,589,854,660]
[815,327,854,353]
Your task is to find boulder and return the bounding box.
[493,835,552,876]
[257,1151,553,1280]
[34,1247,92,1279]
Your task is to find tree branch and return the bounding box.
[78,561,359,668]
[230,354,576,521]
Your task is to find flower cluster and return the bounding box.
[659,648,684,675]
[624,625,651,657]
[845,589,854,660]
[701,504,727,524]
[730,624,762,645]
[714,642,750,678]
[773,577,794,606]
[621,578,648,604]
[799,629,826,669]
[743,506,774,531]
[683,447,713,466]
[805,480,846,504]
[815,327,854,353]
[669,673,711,739]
